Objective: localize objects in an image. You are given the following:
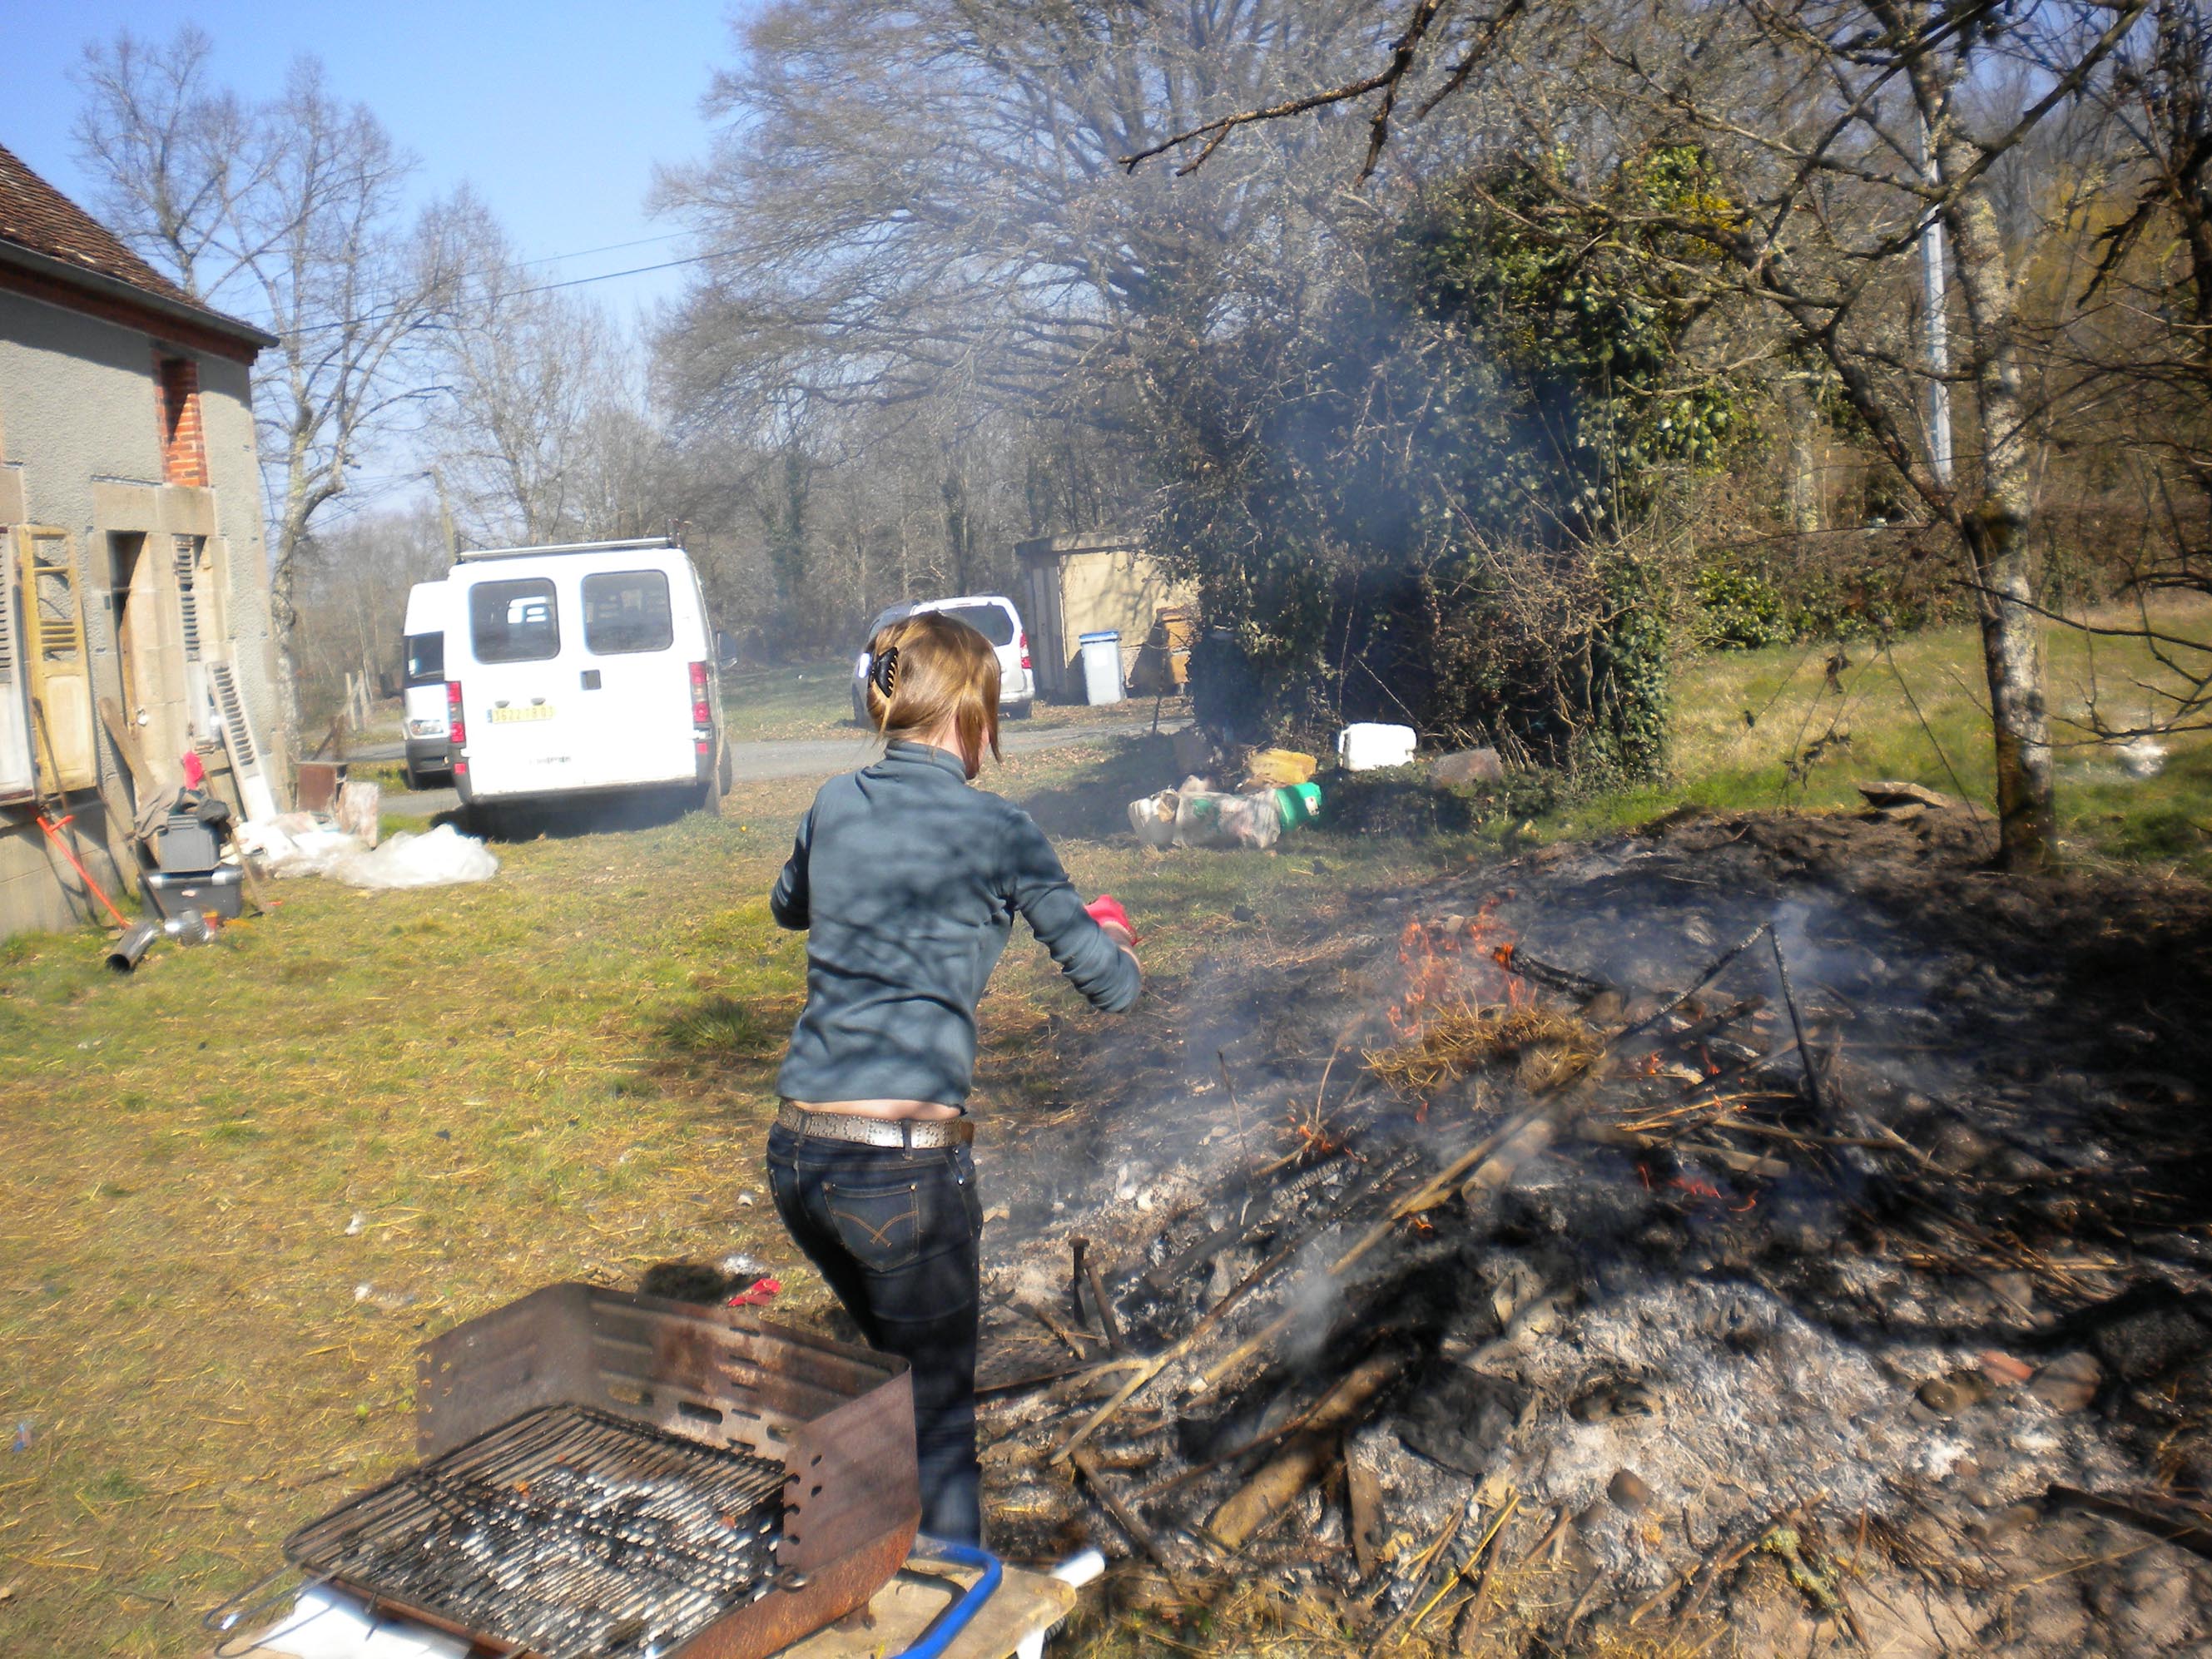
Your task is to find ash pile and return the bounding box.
[973,798,2212,1655]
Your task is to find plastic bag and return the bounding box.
[329,824,498,889]
[1175,790,1281,849]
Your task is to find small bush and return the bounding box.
[1693,567,1788,650]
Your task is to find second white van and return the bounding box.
[444,538,727,819]
[400,579,450,789]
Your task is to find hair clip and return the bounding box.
[870,646,899,699]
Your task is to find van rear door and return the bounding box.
[563,562,695,788]
[458,569,569,797]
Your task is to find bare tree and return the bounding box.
[652,0,1422,419]
[291,503,447,724]
[71,27,264,300]
[424,193,648,547]
[244,60,457,761]
[2054,0,2212,735]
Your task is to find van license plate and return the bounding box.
[489,704,555,723]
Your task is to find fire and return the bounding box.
[1282,1101,1342,1159]
[1386,899,1530,1041]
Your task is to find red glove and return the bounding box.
[1085,894,1138,943]
[726,1277,781,1307]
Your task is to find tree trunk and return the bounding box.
[268,535,304,795]
[1783,376,1822,533]
[1943,155,2056,868]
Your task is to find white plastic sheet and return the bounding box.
[239,820,498,888]
[235,816,362,878]
[330,825,498,889]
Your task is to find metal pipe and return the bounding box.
[107,920,160,973]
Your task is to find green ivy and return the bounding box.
[1694,567,1790,650]
[1149,145,1756,780]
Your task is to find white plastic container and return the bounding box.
[1079,630,1123,705]
[1337,722,1417,771]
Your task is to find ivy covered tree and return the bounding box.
[1156,146,1748,777]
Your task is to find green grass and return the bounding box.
[718,656,859,740]
[1536,597,2212,875]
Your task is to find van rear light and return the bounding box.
[689,661,712,727]
[446,681,466,748]
[1018,631,1031,671]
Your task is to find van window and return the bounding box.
[403,631,444,687]
[582,570,674,655]
[936,602,1015,647]
[469,578,559,663]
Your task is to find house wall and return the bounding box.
[0,287,279,938]
[1015,532,1196,700]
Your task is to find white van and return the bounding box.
[444,538,727,817]
[849,594,1034,724]
[399,580,451,789]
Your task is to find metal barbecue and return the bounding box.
[224,1284,920,1659]
[285,1404,786,1657]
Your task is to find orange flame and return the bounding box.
[1386,899,1530,1040]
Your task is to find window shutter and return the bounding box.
[206,658,276,820]
[176,536,212,742]
[0,561,32,802]
[16,527,96,792]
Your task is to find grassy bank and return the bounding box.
[1530,597,2212,876]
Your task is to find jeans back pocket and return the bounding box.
[821,1176,924,1273]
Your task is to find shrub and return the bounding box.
[1694,567,1789,650]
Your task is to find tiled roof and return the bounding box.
[0,141,193,300]
[0,139,266,344]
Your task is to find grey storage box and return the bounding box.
[142,866,243,921]
[154,810,221,873]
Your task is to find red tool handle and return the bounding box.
[36,812,131,930]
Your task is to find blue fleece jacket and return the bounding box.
[771,740,1139,1108]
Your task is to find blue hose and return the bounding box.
[890,1538,1004,1659]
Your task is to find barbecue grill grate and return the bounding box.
[285,1404,786,1659]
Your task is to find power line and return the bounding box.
[214,230,713,340]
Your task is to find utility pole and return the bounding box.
[1918,111,1955,489]
[431,468,460,566]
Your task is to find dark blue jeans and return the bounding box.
[766,1124,983,1543]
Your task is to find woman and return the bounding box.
[766,610,1140,1543]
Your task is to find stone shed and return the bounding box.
[0,141,281,938]
[1014,530,1195,701]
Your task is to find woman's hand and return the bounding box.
[1098,919,1136,950]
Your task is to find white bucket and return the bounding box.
[1336,722,1417,771]
[1079,631,1123,705]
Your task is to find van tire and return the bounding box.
[1005,700,1034,720]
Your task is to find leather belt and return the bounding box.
[776,1102,973,1148]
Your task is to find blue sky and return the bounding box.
[0,0,741,325]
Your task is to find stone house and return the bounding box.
[0,141,282,938]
